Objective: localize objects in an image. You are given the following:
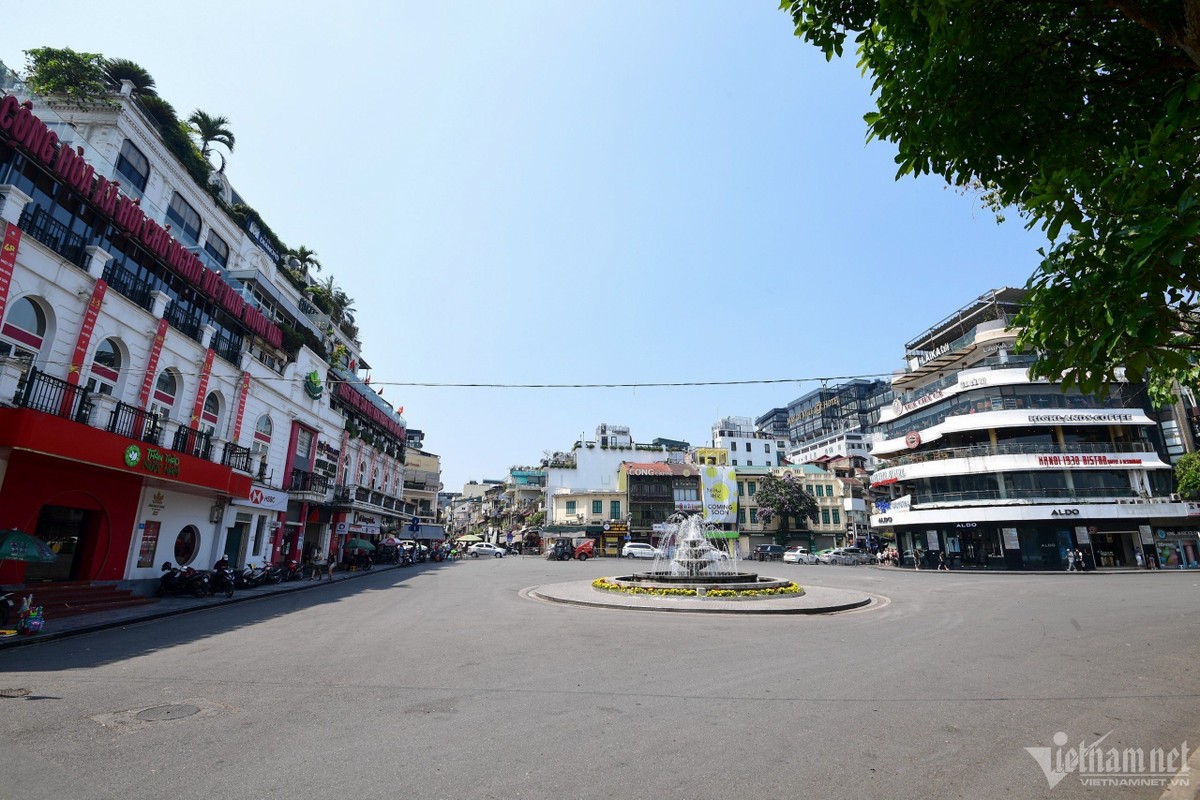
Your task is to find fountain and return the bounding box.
[604,514,794,593]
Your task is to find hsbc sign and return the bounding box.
[232,484,288,511]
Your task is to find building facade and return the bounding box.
[0,67,412,585]
[869,288,1194,570]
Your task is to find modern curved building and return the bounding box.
[869,288,1197,570]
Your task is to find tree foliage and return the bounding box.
[104,58,157,96]
[1175,452,1200,499]
[754,472,818,540]
[23,47,110,107]
[780,1,1200,403]
[188,110,236,172]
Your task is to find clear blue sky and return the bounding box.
[6,2,1046,493]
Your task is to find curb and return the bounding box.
[0,563,404,651]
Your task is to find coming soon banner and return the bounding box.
[701,465,738,524]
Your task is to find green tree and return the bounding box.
[187,110,236,172]
[104,58,156,96]
[23,47,110,107]
[1175,452,1200,500]
[779,1,1200,404]
[754,472,818,546]
[286,245,322,275]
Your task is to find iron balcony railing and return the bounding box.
[881,440,1156,469]
[17,206,90,271]
[164,302,204,343]
[289,469,330,494]
[221,441,254,473]
[107,399,162,445]
[172,424,213,461]
[14,367,92,423]
[102,260,155,312]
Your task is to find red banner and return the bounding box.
[189,348,215,426]
[0,222,21,324]
[66,280,107,387]
[138,318,170,410]
[230,371,252,443]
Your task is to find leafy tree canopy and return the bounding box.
[1175,452,1200,499]
[780,1,1200,404]
[754,472,818,538]
[23,47,110,107]
[104,58,156,96]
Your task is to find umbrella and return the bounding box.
[380,537,401,547]
[456,534,483,543]
[345,538,375,550]
[0,529,58,564]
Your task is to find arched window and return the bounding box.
[116,139,149,194]
[166,192,201,245]
[151,369,178,421]
[252,414,272,455]
[357,457,367,486]
[87,338,122,396]
[0,297,47,361]
[200,392,221,434]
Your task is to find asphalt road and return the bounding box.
[1,556,1197,800]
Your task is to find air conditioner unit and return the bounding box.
[1170,493,1181,502]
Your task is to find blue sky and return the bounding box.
[6,2,1046,492]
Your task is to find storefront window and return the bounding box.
[174,525,199,565]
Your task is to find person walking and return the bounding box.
[310,548,328,581]
[937,552,949,571]
[1074,548,1085,572]
[326,547,337,580]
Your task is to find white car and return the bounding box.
[783,547,818,565]
[621,542,663,559]
[468,542,506,558]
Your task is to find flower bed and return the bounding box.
[591,577,802,599]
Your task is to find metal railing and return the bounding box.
[107,399,162,445]
[164,302,204,343]
[102,260,155,312]
[288,469,330,494]
[17,207,90,271]
[221,441,254,473]
[14,367,92,423]
[882,440,1156,469]
[171,424,212,460]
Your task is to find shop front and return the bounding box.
[1153,528,1200,568]
[228,483,288,567]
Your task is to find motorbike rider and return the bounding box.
[213,555,230,571]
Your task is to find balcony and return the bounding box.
[221,442,254,473]
[17,206,89,271]
[13,367,92,423]
[289,469,331,496]
[332,483,403,514]
[881,440,1156,469]
[172,425,213,461]
[913,486,1132,506]
[106,399,162,445]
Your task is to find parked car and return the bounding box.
[622,542,663,559]
[783,546,818,565]
[754,544,785,562]
[819,546,867,565]
[468,542,506,558]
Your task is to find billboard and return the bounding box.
[701,465,738,524]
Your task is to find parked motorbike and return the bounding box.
[209,566,236,598]
[235,563,268,589]
[159,563,210,597]
[261,562,284,584]
[399,549,413,567]
[283,559,306,582]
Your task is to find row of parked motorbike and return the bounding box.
[157,558,311,599]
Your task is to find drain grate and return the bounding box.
[136,704,200,721]
[0,688,30,698]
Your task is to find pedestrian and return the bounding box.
[937,552,948,571]
[1067,549,1076,572]
[326,547,337,580]
[1135,548,1144,568]
[1074,548,1085,572]
[310,549,327,581]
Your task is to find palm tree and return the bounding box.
[286,245,322,275]
[187,110,235,172]
[104,58,157,96]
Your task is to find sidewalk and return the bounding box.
[0,562,408,651]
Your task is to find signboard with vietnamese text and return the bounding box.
[701,465,738,524]
[0,222,21,324]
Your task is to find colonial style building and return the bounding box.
[0,61,418,587]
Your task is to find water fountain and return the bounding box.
[604,514,794,593]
